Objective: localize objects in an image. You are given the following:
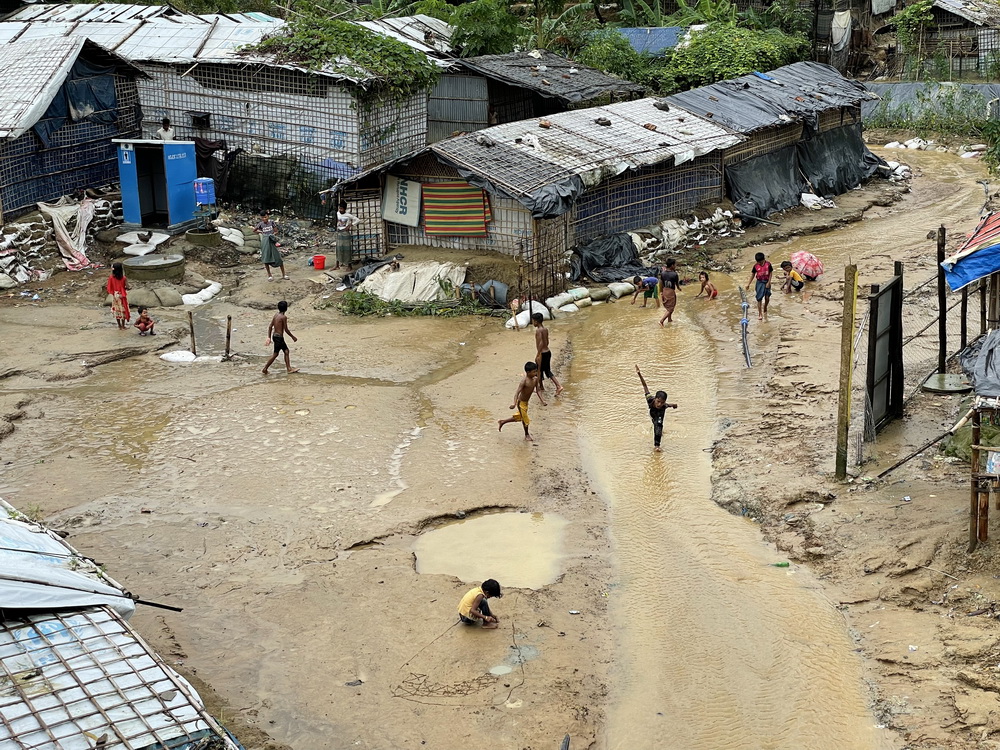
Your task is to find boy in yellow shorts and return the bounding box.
[498,361,545,441]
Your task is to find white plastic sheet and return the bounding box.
[358,261,466,303]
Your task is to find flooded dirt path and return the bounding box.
[570,302,892,749]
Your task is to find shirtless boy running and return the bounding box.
[262,300,299,375]
[498,361,546,441]
[532,313,564,395]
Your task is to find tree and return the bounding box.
[450,0,523,57]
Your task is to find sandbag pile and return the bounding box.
[506,280,641,328]
[640,207,744,263]
[88,199,123,234]
[0,222,52,288]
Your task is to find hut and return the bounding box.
[664,61,883,222]
[0,35,143,220]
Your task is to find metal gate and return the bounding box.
[866,267,905,433]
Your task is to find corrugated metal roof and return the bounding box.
[933,0,1000,26]
[614,27,683,56]
[459,50,645,104]
[432,97,741,201]
[357,14,454,56]
[0,36,82,140]
[2,3,183,22]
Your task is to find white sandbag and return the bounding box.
[546,293,574,309]
[574,297,592,308]
[505,310,534,329]
[160,350,197,363]
[122,243,159,256]
[567,287,590,301]
[589,287,611,301]
[961,151,981,159]
[608,282,635,298]
[519,300,550,318]
[628,233,644,253]
[884,141,901,149]
[558,303,580,313]
[181,280,222,306]
[117,231,169,247]
[219,227,245,246]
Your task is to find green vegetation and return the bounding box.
[867,84,987,137]
[894,0,935,53]
[337,290,509,318]
[246,13,439,99]
[450,0,523,57]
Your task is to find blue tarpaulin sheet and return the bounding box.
[942,213,1000,291]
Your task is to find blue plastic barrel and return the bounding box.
[193,177,216,205]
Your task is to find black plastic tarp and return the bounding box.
[664,61,873,135]
[797,123,884,198]
[725,144,803,219]
[972,329,1000,397]
[573,233,655,283]
[33,57,118,148]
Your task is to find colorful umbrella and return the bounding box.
[790,250,824,280]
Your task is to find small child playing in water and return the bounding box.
[780,261,805,293]
[631,275,661,308]
[498,361,545,441]
[134,306,156,336]
[635,364,678,452]
[457,579,502,629]
[693,271,718,300]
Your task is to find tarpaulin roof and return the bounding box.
[432,96,741,218]
[614,27,684,56]
[0,499,136,617]
[0,36,142,141]
[942,212,1000,291]
[662,61,877,134]
[0,608,242,750]
[0,7,456,81]
[458,50,645,103]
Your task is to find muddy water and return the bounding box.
[570,302,891,749]
[414,511,569,589]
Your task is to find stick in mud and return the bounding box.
[188,310,196,356]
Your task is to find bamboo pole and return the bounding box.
[971,409,981,552]
[225,315,232,359]
[937,226,947,373]
[835,264,859,481]
[188,311,197,356]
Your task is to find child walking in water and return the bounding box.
[693,271,718,299]
[635,365,678,452]
[263,300,299,375]
[134,306,155,335]
[106,262,130,330]
[458,579,502,628]
[745,252,773,321]
[532,313,564,395]
[498,361,545,441]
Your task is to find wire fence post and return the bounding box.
[738,286,752,368]
[937,225,947,373]
[836,264,859,481]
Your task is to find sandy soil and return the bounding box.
[0,148,994,749]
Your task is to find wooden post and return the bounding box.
[970,409,981,552]
[835,264,859,480]
[991,272,1000,332]
[225,315,232,359]
[961,286,969,349]
[937,226,947,372]
[982,278,988,336]
[188,311,197,357]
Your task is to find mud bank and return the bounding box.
[700,149,1000,748]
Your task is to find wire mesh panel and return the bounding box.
[341,187,383,261]
[528,214,570,300]
[722,123,804,166]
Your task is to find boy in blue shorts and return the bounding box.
[745,252,773,321]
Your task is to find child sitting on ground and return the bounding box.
[780,261,805,293]
[134,306,156,336]
[457,579,502,629]
[693,271,718,299]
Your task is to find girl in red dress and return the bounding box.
[106,262,130,330]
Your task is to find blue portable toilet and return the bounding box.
[113,139,197,232]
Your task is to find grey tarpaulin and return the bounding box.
[33,57,118,148]
[343,254,403,288]
[972,329,1000,397]
[725,145,803,219]
[664,61,874,135]
[574,233,655,282]
[797,123,884,197]
[461,279,509,307]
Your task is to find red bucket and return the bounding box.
[313,254,326,270]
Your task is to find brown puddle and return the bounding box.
[413,511,569,589]
[566,302,892,749]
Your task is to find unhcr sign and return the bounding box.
[382,175,421,227]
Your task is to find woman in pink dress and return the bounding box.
[106,262,130,330]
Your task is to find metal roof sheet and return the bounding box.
[459,50,645,104]
[2,3,183,23]
[614,27,684,56]
[0,36,82,140]
[933,0,1000,25]
[432,97,741,201]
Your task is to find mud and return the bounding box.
[0,151,993,749]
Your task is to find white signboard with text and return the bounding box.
[382,175,421,227]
